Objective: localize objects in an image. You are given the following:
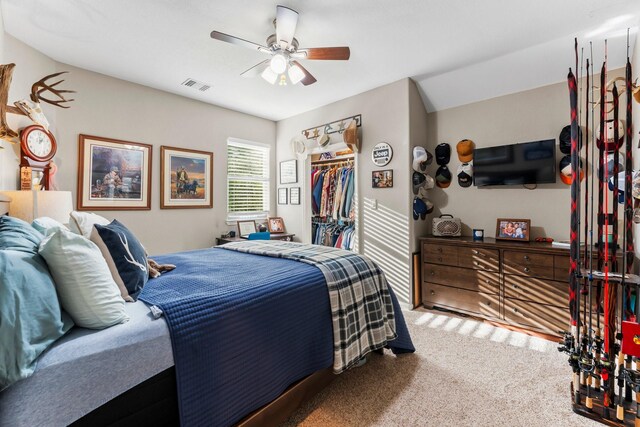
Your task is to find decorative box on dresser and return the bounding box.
[420,236,574,336]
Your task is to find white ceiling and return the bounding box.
[2,0,640,120]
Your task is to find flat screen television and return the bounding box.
[473,139,556,186]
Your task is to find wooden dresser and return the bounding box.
[420,236,573,335]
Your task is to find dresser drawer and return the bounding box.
[503,251,554,279]
[458,247,499,271]
[422,243,458,266]
[503,274,569,307]
[504,298,570,334]
[423,282,499,318]
[423,263,499,294]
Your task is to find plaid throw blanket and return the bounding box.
[220,240,397,373]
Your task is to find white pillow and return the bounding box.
[39,229,129,329]
[32,217,69,236]
[69,211,110,238]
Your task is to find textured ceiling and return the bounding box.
[2,0,640,120]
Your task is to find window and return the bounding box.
[227,139,270,221]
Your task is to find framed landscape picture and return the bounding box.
[161,146,213,209]
[77,134,152,210]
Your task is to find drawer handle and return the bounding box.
[512,284,520,289]
[430,271,435,276]
[472,249,478,255]
[513,308,519,313]
[430,290,435,295]
[438,257,443,262]
[524,255,530,261]
[437,248,443,253]
[524,267,531,273]
[483,301,491,306]
[485,279,491,284]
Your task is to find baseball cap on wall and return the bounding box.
[435,143,451,166]
[559,125,583,155]
[435,165,452,188]
[559,155,585,185]
[456,139,475,162]
[412,197,434,220]
[607,171,626,204]
[457,162,473,187]
[412,146,433,172]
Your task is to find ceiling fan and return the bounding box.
[210,5,350,86]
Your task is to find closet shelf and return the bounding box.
[311,154,355,166]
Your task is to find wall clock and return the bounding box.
[19,125,57,190]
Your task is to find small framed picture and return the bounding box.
[372,169,393,188]
[278,188,288,205]
[290,187,300,205]
[496,218,531,241]
[237,220,257,238]
[280,159,298,184]
[267,217,286,233]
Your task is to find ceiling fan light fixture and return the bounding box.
[261,67,278,85]
[270,53,288,74]
[288,63,305,85]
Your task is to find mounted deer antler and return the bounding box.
[0,64,76,142]
[30,71,75,108]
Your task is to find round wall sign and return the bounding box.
[372,142,393,166]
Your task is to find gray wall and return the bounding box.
[424,67,625,241]
[0,32,276,255]
[276,79,414,303]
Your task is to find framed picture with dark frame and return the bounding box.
[280,159,297,184]
[289,187,300,205]
[278,187,288,205]
[372,169,393,188]
[77,134,152,211]
[267,217,286,233]
[237,220,257,238]
[160,146,213,209]
[495,218,531,241]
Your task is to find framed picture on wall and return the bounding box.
[280,159,298,184]
[289,187,300,205]
[160,146,213,209]
[278,187,288,205]
[372,170,393,188]
[77,134,152,210]
[495,218,531,241]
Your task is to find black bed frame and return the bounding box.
[71,366,334,427]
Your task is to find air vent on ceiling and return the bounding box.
[181,78,211,92]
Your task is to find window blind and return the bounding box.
[227,139,270,221]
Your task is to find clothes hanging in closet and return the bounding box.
[311,165,355,221]
[311,222,356,250]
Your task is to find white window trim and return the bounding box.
[226,137,270,224]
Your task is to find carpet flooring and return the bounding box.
[284,308,598,427]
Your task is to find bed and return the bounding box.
[0,240,413,427]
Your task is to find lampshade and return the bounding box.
[261,67,278,85]
[288,63,305,85]
[0,194,9,216]
[0,190,73,224]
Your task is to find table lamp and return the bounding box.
[0,190,73,224]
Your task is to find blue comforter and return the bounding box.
[139,247,413,427]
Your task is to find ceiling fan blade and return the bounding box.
[240,60,270,78]
[294,47,350,60]
[291,61,317,86]
[275,5,298,48]
[210,31,271,54]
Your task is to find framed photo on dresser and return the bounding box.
[495,218,530,241]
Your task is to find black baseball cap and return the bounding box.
[457,163,473,188]
[559,125,582,155]
[435,165,452,188]
[435,143,451,166]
